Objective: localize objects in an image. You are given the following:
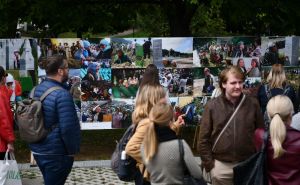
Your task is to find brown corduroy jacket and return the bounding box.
[197,94,264,172]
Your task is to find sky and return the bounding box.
[124,37,193,53]
[155,37,193,53]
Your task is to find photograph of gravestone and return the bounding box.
[38,38,112,69]
[111,37,152,68]
[193,67,223,97]
[152,37,194,68]
[159,68,193,97]
[81,100,112,129]
[80,63,112,101]
[111,99,134,129]
[261,36,300,66]
[0,39,36,70]
[111,68,144,99]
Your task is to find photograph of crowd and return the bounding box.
[81,101,112,124]
[111,99,134,129]
[80,63,112,101]
[0,39,36,70]
[38,38,112,69]
[111,68,143,99]
[152,37,194,68]
[111,38,152,68]
[159,68,193,97]
[193,37,262,67]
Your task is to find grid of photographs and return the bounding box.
[7,36,296,130]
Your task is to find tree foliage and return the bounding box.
[0,0,299,37]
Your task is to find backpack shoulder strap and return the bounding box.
[130,124,137,136]
[40,86,63,101]
[29,86,37,99]
[264,84,271,100]
[283,85,290,95]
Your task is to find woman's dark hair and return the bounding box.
[139,64,160,88]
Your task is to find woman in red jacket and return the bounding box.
[255,95,300,185]
[0,66,15,159]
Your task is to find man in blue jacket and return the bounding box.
[30,55,81,185]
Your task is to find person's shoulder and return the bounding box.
[255,128,264,139]
[245,94,260,104]
[285,83,295,91]
[205,95,220,108]
[136,119,149,130]
[291,113,300,131]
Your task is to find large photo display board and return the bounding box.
[2,36,297,130]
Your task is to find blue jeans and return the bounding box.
[34,155,74,185]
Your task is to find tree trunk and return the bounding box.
[161,0,197,36]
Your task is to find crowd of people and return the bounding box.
[39,39,112,69]
[195,37,295,70]
[196,38,262,66]
[0,52,300,185]
[159,68,193,97]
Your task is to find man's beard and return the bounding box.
[62,73,69,83]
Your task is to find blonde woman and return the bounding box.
[257,64,298,115]
[125,85,184,185]
[254,95,300,185]
[141,103,203,185]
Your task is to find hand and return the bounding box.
[174,114,185,127]
[7,143,14,152]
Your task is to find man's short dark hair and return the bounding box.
[44,55,67,76]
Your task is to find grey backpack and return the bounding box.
[15,86,62,143]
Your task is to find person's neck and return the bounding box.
[226,95,241,105]
[48,76,62,83]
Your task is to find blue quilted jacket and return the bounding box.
[29,78,81,155]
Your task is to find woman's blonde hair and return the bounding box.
[132,85,166,124]
[142,103,174,164]
[267,95,293,158]
[266,64,286,88]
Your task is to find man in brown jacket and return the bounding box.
[198,66,264,185]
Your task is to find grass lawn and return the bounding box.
[14,126,199,163]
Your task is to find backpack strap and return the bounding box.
[40,86,63,101]
[283,85,290,95]
[29,86,37,99]
[264,84,271,100]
